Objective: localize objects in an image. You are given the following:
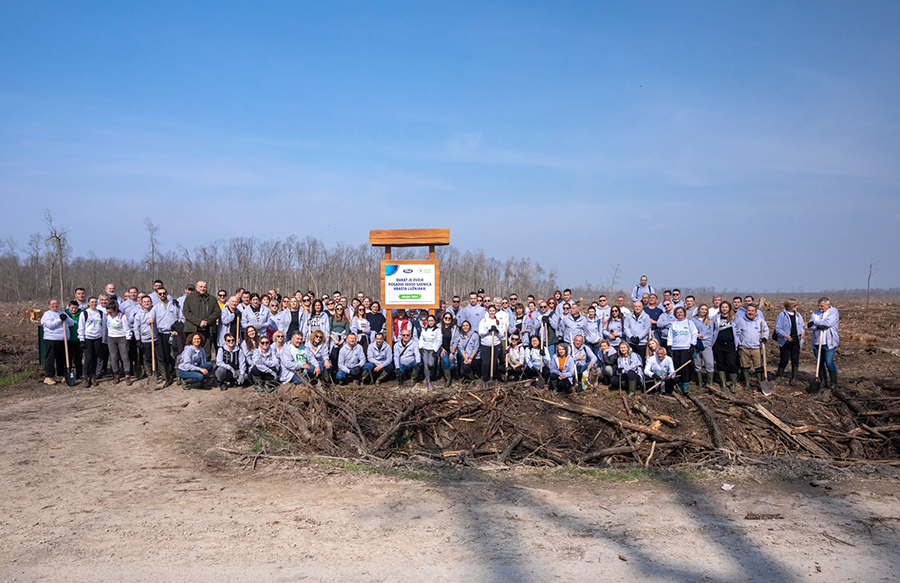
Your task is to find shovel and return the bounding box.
[760,325,774,396]
[147,323,157,390]
[809,333,825,393]
[643,361,691,396]
[63,323,77,387]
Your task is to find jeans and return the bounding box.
[814,345,837,374]
[398,362,419,380]
[178,361,213,382]
[586,342,600,361]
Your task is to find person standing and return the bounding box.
[132,296,156,384]
[104,300,134,385]
[735,304,770,390]
[691,304,717,390]
[182,281,219,355]
[65,300,83,379]
[808,297,840,390]
[666,307,698,394]
[78,297,106,388]
[631,276,655,303]
[40,299,75,385]
[149,288,178,388]
[775,298,804,386]
[241,293,271,340]
[478,305,503,382]
[624,301,652,364]
[713,301,739,392]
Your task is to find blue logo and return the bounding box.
[385,265,399,277]
[403,268,414,274]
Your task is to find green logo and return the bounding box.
[399,294,422,300]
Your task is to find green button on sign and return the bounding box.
[399,294,422,300]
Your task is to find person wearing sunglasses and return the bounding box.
[444,295,462,319]
[304,330,331,384]
[149,288,178,387]
[216,290,228,309]
[251,335,281,391]
[215,333,245,390]
[337,333,372,384]
[505,334,525,381]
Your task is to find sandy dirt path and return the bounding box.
[1,380,899,582]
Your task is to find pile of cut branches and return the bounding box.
[240,378,900,468]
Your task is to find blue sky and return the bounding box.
[1,1,898,292]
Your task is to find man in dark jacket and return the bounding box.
[182,280,219,354]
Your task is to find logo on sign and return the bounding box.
[403,268,413,274]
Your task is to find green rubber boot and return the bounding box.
[627,379,637,397]
[717,371,727,390]
[727,373,738,393]
[443,368,452,388]
[789,366,798,386]
[776,365,786,381]
[829,369,838,390]
[706,372,715,391]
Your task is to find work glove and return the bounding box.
[542,315,550,324]
[490,326,499,333]
[59,313,68,321]
[817,325,828,331]
[761,337,767,343]
[350,366,361,376]
[630,336,640,345]
[79,341,86,349]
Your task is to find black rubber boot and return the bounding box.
[829,370,838,390]
[776,365,786,380]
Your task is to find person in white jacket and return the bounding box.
[478,305,503,382]
[104,300,133,385]
[77,297,106,387]
[418,314,441,389]
[645,346,676,394]
[808,297,840,390]
[40,299,75,385]
[666,307,698,394]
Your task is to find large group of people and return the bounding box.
[38,276,841,396]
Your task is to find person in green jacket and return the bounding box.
[65,300,83,379]
[182,281,219,355]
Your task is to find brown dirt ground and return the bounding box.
[2,299,900,581]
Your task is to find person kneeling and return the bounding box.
[505,334,525,381]
[611,343,644,397]
[215,333,245,391]
[178,333,214,390]
[645,346,675,395]
[337,333,373,384]
[524,336,550,388]
[366,332,395,386]
[250,336,280,391]
[549,344,576,394]
[278,332,310,391]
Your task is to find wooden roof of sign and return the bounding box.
[369,229,450,247]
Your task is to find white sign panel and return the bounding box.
[384,263,436,305]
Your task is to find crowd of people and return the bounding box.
[37,276,841,396]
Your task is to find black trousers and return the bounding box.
[778,340,801,369]
[609,369,641,389]
[480,344,500,381]
[43,340,66,377]
[141,341,155,373]
[82,338,104,379]
[672,349,693,383]
[628,343,647,365]
[524,366,548,381]
[713,338,738,374]
[155,333,175,376]
[68,340,83,378]
[549,373,573,393]
[460,358,479,379]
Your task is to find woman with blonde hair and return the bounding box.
[329,304,351,366]
[692,304,717,389]
[305,329,332,384]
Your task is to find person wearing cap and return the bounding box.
[808,297,840,390]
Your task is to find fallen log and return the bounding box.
[755,405,830,458]
[686,393,724,449]
[531,396,714,449]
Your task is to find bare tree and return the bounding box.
[867,259,881,306]
[144,218,161,274]
[43,210,70,300]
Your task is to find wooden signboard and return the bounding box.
[379,259,440,311]
[370,229,449,344]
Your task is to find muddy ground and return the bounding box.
[2,298,900,581]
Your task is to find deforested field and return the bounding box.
[1,298,900,582]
